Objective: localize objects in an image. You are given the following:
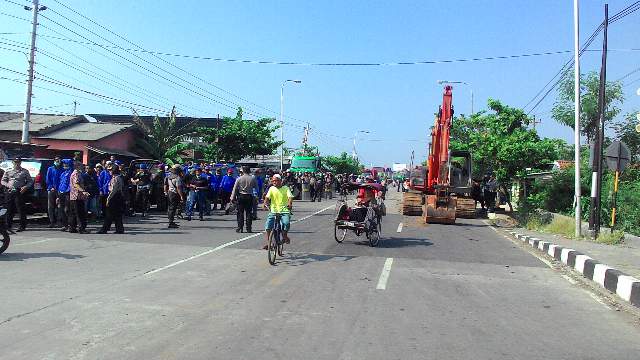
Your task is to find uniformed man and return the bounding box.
[1,157,34,232]
[164,164,184,229]
[131,163,151,217]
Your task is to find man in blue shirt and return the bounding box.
[57,159,73,231]
[220,168,236,214]
[45,156,62,228]
[98,161,112,218]
[209,168,223,210]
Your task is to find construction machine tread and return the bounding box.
[455,197,477,219]
[402,192,423,216]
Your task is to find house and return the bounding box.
[0,112,140,163]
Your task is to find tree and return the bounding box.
[612,111,640,163]
[552,70,624,142]
[323,152,361,174]
[133,106,196,165]
[450,99,565,182]
[197,107,283,162]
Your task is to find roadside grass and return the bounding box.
[595,230,625,245]
[523,212,626,245]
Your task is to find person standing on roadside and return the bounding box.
[1,157,33,232]
[57,159,73,232]
[209,168,223,210]
[131,163,151,217]
[83,164,99,221]
[98,161,112,218]
[45,156,62,228]
[164,164,184,229]
[98,164,125,234]
[69,160,90,233]
[220,168,236,214]
[230,166,258,233]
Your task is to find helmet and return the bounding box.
[139,163,147,170]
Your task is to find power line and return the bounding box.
[524,1,640,115]
[30,33,579,66]
[38,10,274,120]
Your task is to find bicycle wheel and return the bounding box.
[267,230,278,265]
[0,229,9,254]
[277,233,284,257]
[334,224,347,243]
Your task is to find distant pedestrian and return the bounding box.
[57,159,73,231]
[220,168,236,214]
[45,156,62,227]
[1,157,33,232]
[98,164,125,234]
[164,164,184,229]
[69,161,89,234]
[230,166,258,233]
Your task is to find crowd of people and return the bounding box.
[1,155,389,238]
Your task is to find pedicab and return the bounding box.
[334,182,385,247]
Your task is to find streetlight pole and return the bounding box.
[437,80,473,115]
[280,79,301,171]
[352,130,369,161]
[573,0,582,237]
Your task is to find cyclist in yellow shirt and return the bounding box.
[262,174,293,250]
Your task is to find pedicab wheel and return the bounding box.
[0,230,9,254]
[267,231,277,265]
[334,224,347,243]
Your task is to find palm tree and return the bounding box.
[132,106,196,165]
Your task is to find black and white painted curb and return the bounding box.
[509,231,640,308]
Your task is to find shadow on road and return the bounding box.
[278,252,356,267]
[0,252,85,261]
[378,237,434,248]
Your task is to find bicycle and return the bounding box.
[267,212,286,265]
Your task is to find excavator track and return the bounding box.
[455,197,476,219]
[401,192,423,216]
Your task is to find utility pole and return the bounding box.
[573,0,582,238]
[73,100,78,115]
[589,4,608,238]
[21,0,43,144]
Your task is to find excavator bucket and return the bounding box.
[424,194,457,224]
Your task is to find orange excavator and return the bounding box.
[401,85,475,223]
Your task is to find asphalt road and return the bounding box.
[1,190,639,359]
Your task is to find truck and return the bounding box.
[289,156,321,173]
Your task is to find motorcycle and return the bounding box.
[0,206,9,254]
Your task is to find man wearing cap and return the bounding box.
[45,156,62,228]
[1,157,33,232]
[187,165,208,221]
[220,168,236,214]
[131,163,151,217]
[263,174,293,249]
[203,166,213,216]
[164,164,185,228]
[98,160,112,217]
[230,166,258,233]
[209,168,223,210]
[57,159,73,231]
[69,160,90,233]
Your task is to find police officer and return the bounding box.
[1,157,33,232]
[132,163,151,217]
[164,164,184,228]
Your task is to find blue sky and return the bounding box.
[1,0,639,166]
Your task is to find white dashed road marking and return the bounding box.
[145,204,335,276]
[396,223,403,233]
[376,257,394,290]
